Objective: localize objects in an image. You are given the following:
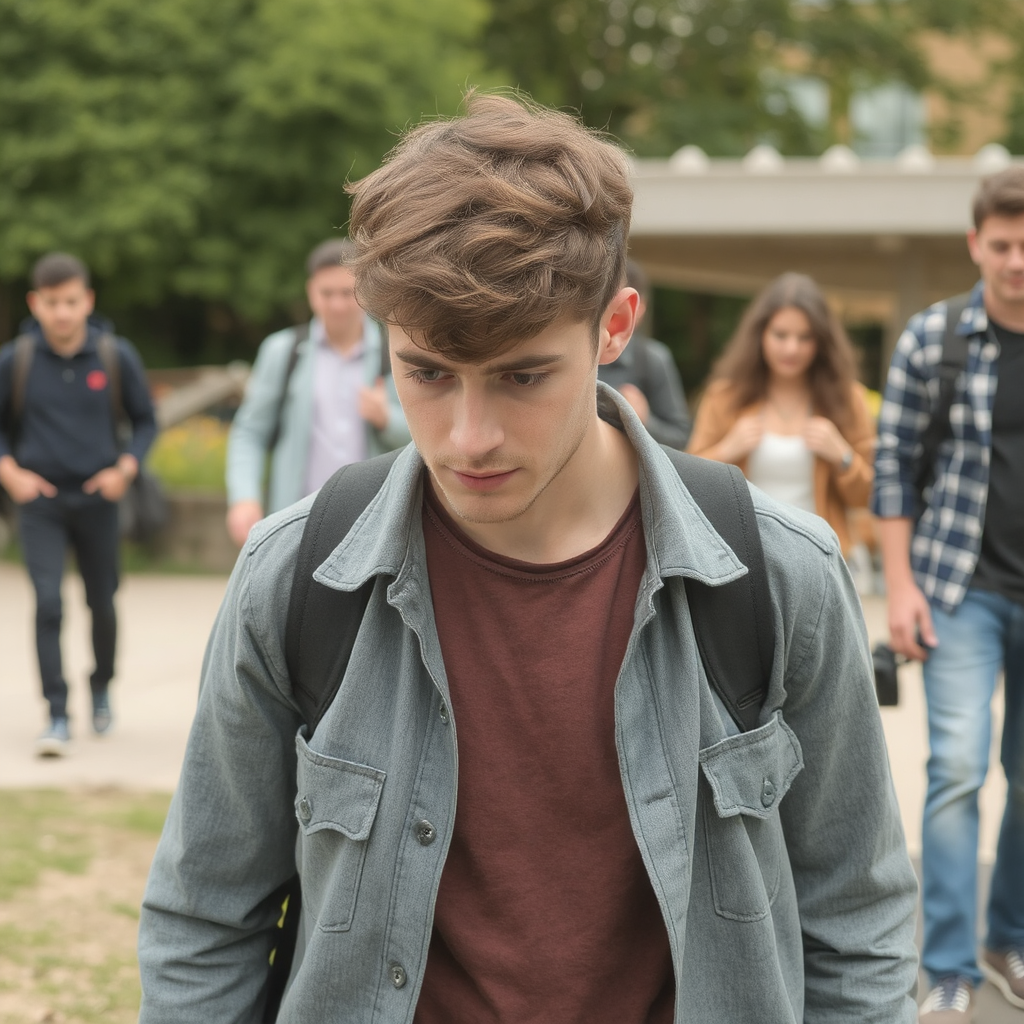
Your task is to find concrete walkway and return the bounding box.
[0,560,1017,1018]
[0,561,1007,857]
[1,561,228,791]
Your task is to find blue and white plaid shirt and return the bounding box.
[872,281,1002,614]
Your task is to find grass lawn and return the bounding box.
[0,789,171,1024]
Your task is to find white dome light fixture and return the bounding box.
[973,143,1012,173]
[743,143,784,174]
[669,145,710,174]
[896,144,935,172]
[819,144,860,173]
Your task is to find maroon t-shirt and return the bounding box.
[416,481,674,1024]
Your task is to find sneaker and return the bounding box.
[981,947,1024,1009]
[35,717,70,758]
[918,976,974,1022]
[92,691,113,735]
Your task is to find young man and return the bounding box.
[139,95,918,1022]
[873,167,1024,1022]
[597,258,691,448]
[225,238,410,547]
[0,253,156,755]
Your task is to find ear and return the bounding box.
[597,287,639,366]
[966,227,981,266]
[83,289,96,316]
[25,290,39,316]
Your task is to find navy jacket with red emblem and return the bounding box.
[0,318,157,491]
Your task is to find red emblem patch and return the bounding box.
[86,370,107,391]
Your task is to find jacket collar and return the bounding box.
[313,382,745,593]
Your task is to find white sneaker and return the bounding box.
[35,717,70,758]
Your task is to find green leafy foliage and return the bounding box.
[481,0,1014,155]
[0,0,487,324]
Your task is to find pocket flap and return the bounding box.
[699,712,803,820]
[295,732,386,840]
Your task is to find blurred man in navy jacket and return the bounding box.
[0,252,156,756]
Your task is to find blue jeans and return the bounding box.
[921,587,1024,985]
[18,491,120,721]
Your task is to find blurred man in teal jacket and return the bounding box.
[225,239,410,545]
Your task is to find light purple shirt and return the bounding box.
[303,326,368,495]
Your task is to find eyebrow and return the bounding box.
[393,349,565,373]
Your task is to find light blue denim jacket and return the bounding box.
[140,386,918,1023]
[226,316,410,513]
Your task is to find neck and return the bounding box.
[984,293,1024,333]
[766,376,810,403]
[322,318,364,354]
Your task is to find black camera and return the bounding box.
[871,642,900,706]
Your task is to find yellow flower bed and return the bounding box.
[147,416,229,494]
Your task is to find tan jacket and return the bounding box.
[687,379,876,554]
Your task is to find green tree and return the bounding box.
[485,0,812,157]
[0,0,486,350]
[482,0,1011,157]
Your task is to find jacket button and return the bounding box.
[298,797,312,824]
[438,700,449,724]
[389,963,407,989]
[415,819,437,846]
[761,778,776,808]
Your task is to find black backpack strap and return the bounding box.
[914,293,970,501]
[285,449,402,732]
[267,323,309,458]
[7,335,35,437]
[264,451,400,1022]
[664,448,774,732]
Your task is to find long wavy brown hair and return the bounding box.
[709,273,859,430]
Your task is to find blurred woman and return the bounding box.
[687,272,875,557]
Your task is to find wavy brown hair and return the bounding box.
[709,273,859,430]
[346,93,633,361]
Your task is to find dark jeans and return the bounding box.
[18,491,120,720]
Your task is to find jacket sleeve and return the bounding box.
[766,516,918,1022]
[226,333,293,506]
[118,340,158,464]
[639,340,690,449]
[830,382,876,509]
[138,513,306,1023]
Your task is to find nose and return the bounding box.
[449,385,504,462]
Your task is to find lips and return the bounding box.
[450,468,518,493]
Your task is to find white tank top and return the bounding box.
[746,432,816,514]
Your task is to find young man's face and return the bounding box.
[391,289,637,528]
[26,277,95,351]
[967,214,1024,311]
[306,266,363,341]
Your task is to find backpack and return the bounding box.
[260,446,774,1020]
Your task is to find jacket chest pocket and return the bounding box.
[698,712,803,922]
[295,734,386,933]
